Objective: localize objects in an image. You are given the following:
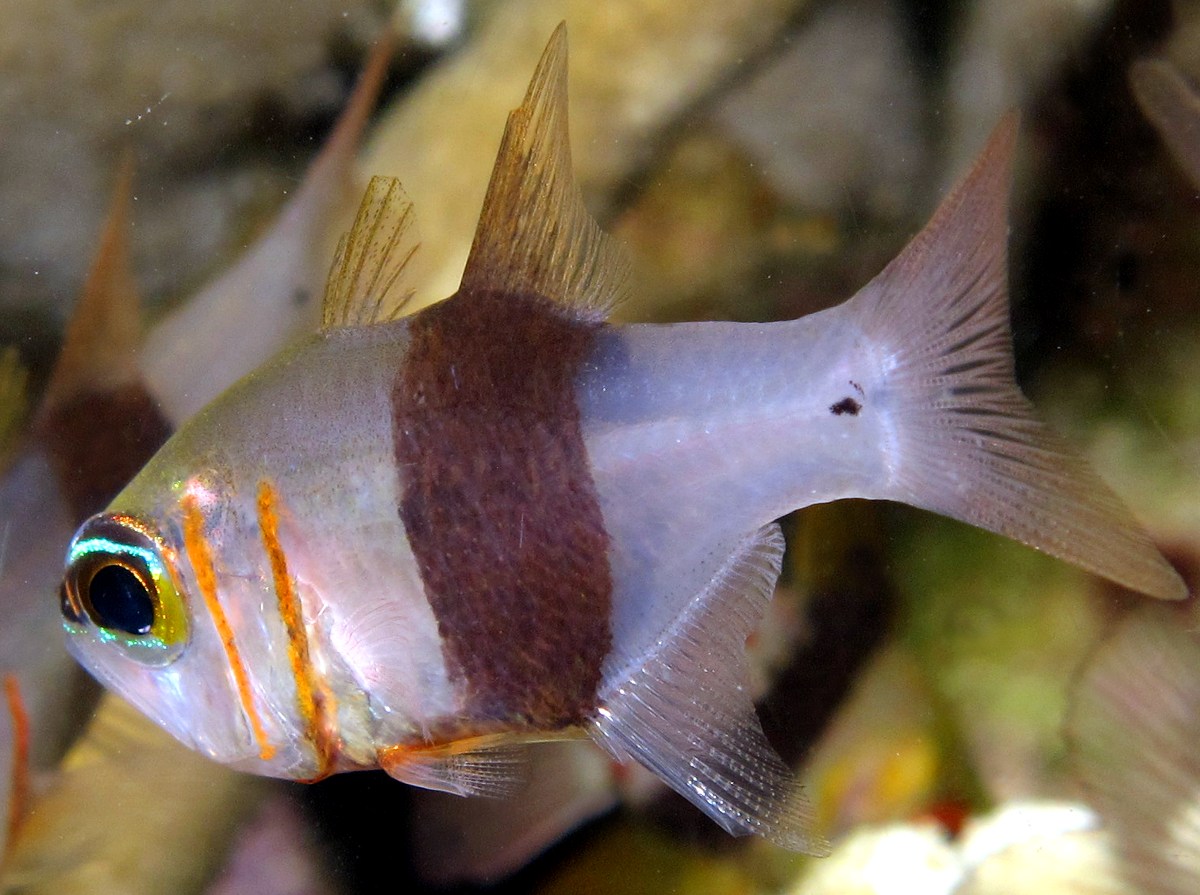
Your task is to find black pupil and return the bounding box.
[88,565,155,636]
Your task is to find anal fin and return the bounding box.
[379,734,526,799]
[589,524,829,855]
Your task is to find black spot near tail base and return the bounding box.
[830,397,861,416]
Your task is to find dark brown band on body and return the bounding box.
[393,289,612,730]
[37,385,172,520]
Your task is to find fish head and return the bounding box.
[60,464,319,779]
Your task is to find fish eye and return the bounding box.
[63,514,189,662]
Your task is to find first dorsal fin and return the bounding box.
[458,23,629,319]
[321,175,420,329]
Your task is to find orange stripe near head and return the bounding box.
[256,481,338,780]
[180,494,276,761]
[4,674,30,853]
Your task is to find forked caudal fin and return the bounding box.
[845,112,1185,601]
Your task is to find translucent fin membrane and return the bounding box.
[380,735,526,799]
[848,113,1185,601]
[591,524,829,855]
[411,741,620,885]
[322,175,419,329]
[459,23,630,319]
[1067,607,1200,894]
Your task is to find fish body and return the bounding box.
[81,288,867,743]
[60,26,1185,853]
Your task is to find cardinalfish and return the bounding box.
[0,155,171,862]
[57,25,1185,854]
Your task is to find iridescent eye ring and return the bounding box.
[64,513,189,660]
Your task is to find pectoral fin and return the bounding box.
[379,734,526,798]
[589,523,829,855]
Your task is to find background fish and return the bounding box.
[1066,603,1200,894]
[0,35,393,890]
[140,36,394,425]
[0,157,170,863]
[1,695,265,895]
[1129,57,1200,188]
[56,23,1184,860]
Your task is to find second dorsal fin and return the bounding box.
[321,175,420,329]
[458,23,629,319]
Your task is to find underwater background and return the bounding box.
[2,0,1199,892]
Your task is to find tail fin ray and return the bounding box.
[850,113,1185,601]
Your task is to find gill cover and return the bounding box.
[62,514,188,663]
